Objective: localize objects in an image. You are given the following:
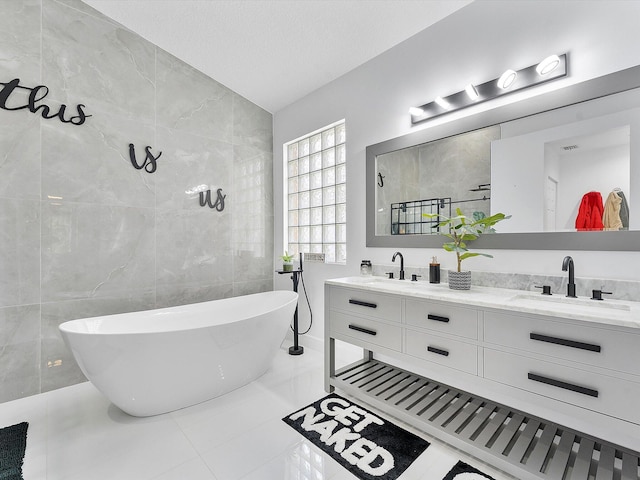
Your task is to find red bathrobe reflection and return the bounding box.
[575,191,604,231]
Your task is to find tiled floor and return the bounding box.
[0,344,514,480]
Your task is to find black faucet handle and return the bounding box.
[386,272,394,279]
[535,285,552,295]
[591,289,613,301]
[411,274,421,282]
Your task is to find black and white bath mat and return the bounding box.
[283,393,430,480]
[0,422,28,480]
[442,460,496,479]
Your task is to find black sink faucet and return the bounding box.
[562,255,577,298]
[392,251,405,280]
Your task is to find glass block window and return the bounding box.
[285,120,346,263]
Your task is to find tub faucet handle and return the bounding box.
[411,274,421,282]
[386,272,394,279]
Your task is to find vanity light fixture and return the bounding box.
[434,96,452,110]
[497,69,517,90]
[410,53,567,124]
[465,83,479,100]
[536,54,561,75]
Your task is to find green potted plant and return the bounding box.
[424,208,510,290]
[281,251,295,272]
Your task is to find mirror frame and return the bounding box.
[366,64,640,250]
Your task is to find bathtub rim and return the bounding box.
[59,290,299,336]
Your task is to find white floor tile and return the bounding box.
[0,344,514,480]
[150,457,217,480]
[200,416,301,479]
[239,439,345,480]
[46,417,198,480]
[175,385,293,454]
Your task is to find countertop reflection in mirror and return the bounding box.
[366,64,640,250]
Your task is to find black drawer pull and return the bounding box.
[349,324,377,336]
[349,299,377,309]
[427,346,449,357]
[427,314,450,323]
[528,373,598,398]
[530,333,601,353]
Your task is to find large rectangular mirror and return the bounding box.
[366,65,640,250]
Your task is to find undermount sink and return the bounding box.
[345,276,401,286]
[346,276,439,289]
[347,276,390,284]
[509,293,631,312]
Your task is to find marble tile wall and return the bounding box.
[0,0,274,402]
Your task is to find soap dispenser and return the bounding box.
[429,256,440,284]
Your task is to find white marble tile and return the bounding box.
[154,127,233,212]
[0,0,41,83]
[232,279,274,297]
[41,202,155,302]
[0,360,40,404]
[155,282,234,309]
[155,208,232,292]
[41,108,156,208]
[232,93,272,152]
[0,110,40,201]
[42,0,156,122]
[156,48,233,142]
[0,198,40,307]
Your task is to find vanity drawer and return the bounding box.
[329,287,401,322]
[484,310,640,377]
[405,299,478,339]
[330,311,402,352]
[484,348,640,424]
[405,329,477,375]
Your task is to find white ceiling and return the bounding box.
[83,0,472,113]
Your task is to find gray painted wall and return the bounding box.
[0,0,274,402]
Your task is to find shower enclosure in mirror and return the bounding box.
[377,126,499,236]
[366,64,640,250]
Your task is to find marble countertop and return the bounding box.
[326,276,640,329]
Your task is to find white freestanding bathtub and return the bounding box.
[59,291,298,416]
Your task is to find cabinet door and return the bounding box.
[484,310,640,377]
[484,348,640,424]
[405,329,478,374]
[329,287,401,322]
[405,298,478,339]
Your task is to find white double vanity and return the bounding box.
[324,277,640,480]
